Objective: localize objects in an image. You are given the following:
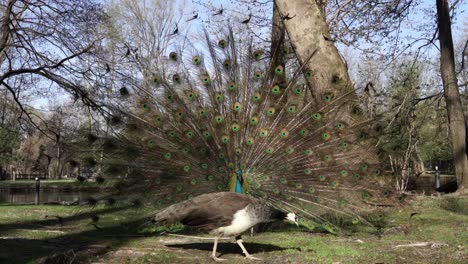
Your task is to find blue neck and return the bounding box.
[235,179,243,193]
[235,168,243,193]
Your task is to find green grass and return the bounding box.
[0,196,466,263]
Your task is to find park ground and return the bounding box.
[0,195,467,264]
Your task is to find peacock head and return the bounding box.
[286,212,299,226]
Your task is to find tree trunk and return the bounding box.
[436,0,468,194]
[274,0,378,166]
[0,0,14,65]
[274,0,353,101]
[56,144,62,179]
[269,5,286,80]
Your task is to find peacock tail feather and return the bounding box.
[95,27,398,227]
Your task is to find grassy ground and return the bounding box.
[0,196,466,264]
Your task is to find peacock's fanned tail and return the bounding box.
[98,27,397,226]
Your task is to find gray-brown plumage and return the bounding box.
[153,192,298,261]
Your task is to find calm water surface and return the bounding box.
[0,188,106,204]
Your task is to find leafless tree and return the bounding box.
[0,0,108,139]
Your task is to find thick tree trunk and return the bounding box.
[274,0,379,167]
[0,0,14,64]
[274,0,353,102]
[436,0,468,194]
[269,5,286,80]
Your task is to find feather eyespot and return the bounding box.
[266,107,276,117]
[275,65,284,75]
[280,129,289,138]
[218,39,227,48]
[201,74,210,85]
[223,59,231,68]
[172,74,181,84]
[228,81,237,91]
[192,56,202,65]
[253,92,261,103]
[233,102,242,112]
[271,85,280,95]
[253,50,262,60]
[254,71,262,80]
[119,87,129,96]
[169,52,177,61]
[231,123,240,132]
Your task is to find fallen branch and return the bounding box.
[393,242,448,248]
[18,229,66,234]
[332,238,365,243]
[161,233,230,240]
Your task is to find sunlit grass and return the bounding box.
[0,195,467,263]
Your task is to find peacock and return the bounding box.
[153,192,298,261]
[91,25,398,259]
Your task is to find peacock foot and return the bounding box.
[211,255,227,262]
[245,254,262,261]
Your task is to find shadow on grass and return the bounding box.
[0,205,150,264]
[0,205,304,263]
[0,205,134,232]
[166,242,294,257]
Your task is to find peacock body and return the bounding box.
[152,191,297,260]
[101,27,395,227]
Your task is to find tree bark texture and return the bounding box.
[436,0,468,194]
[274,0,379,166]
[269,5,286,80]
[274,0,353,101]
[0,0,15,65]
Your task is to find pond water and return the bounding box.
[0,188,106,205]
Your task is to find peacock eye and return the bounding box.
[202,75,210,85]
[228,81,237,91]
[173,74,181,83]
[233,102,242,112]
[275,65,284,75]
[153,75,160,83]
[323,93,333,103]
[253,92,261,103]
[271,85,280,95]
[119,87,129,96]
[223,59,231,68]
[192,56,202,65]
[218,39,227,48]
[253,50,262,60]
[254,71,262,80]
[169,52,177,61]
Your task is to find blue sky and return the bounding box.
[33,0,468,110]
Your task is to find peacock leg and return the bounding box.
[235,236,262,260]
[211,237,226,262]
